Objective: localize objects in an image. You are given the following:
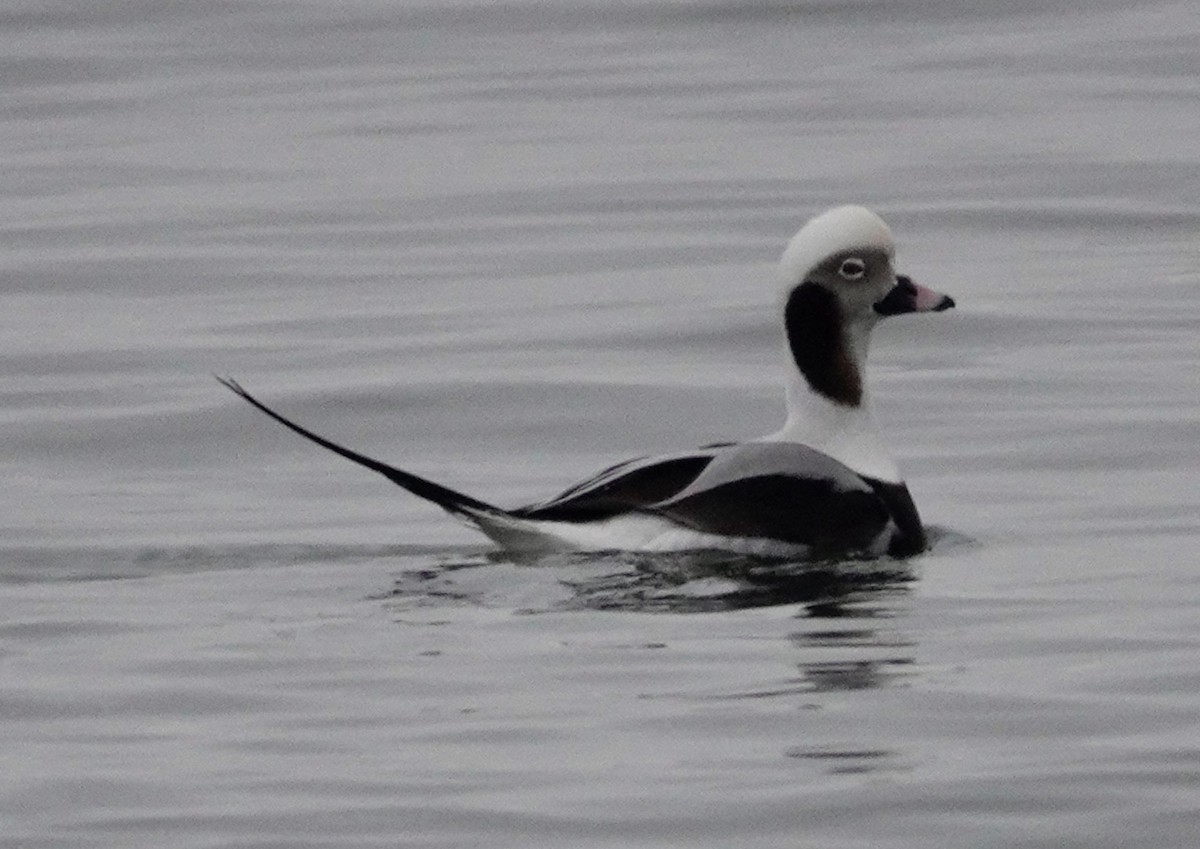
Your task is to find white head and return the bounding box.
[779,204,897,311]
[768,205,954,479]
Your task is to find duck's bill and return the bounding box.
[873,275,955,316]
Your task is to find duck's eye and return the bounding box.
[838,258,866,280]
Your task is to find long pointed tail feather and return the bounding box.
[215,376,505,520]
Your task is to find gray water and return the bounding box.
[3,1,1199,846]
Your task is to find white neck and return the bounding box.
[762,319,902,483]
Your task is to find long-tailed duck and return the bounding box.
[219,205,953,558]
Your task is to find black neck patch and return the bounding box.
[785,282,862,407]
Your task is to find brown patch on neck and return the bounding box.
[785,282,862,407]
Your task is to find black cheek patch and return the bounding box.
[785,282,862,407]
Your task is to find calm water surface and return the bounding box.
[2,1,1198,846]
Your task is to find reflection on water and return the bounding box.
[791,583,916,696]
[388,549,920,713]
[783,590,918,774]
[785,746,909,776]
[797,656,915,692]
[388,548,916,613]
[791,580,917,693]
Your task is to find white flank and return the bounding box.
[459,509,818,558]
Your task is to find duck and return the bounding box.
[219,205,953,559]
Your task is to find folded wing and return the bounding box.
[517,440,895,555]
[513,450,721,521]
[652,442,891,553]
